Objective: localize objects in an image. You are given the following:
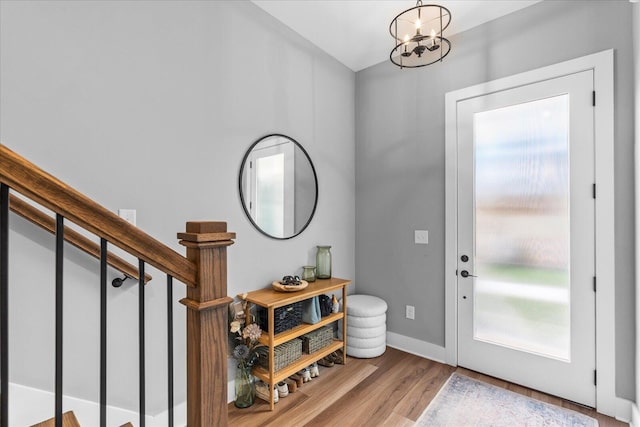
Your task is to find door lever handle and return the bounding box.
[460,270,477,278]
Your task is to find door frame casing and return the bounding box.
[444,50,615,415]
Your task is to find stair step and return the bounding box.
[30,412,134,427]
[31,411,81,427]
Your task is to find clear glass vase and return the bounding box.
[234,364,255,408]
[316,246,332,279]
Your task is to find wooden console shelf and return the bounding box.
[243,277,351,410]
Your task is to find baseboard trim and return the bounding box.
[386,331,446,363]
[146,402,187,426]
[228,379,235,403]
[10,382,152,426]
[616,397,632,423]
[228,357,236,403]
[630,401,640,427]
[9,382,186,426]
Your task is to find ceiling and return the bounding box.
[252,0,542,72]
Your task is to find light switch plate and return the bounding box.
[118,209,136,226]
[414,230,428,244]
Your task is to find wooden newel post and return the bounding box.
[178,221,235,427]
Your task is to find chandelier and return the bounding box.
[389,0,451,68]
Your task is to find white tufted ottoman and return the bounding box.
[339,294,387,358]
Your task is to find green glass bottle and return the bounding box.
[316,246,332,279]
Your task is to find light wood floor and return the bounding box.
[228,347,628,426]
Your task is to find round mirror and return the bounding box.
[239,134,318,239]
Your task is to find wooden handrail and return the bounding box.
[0,144,197,286]
[9,194,152,283]
[1,145,233,425]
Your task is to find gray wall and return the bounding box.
[355,0,636,400]
[634,0,640,413]
[0,0,355,415]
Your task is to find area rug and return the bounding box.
[416,373,598,427]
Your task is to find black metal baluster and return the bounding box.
[167,275,173,427]
[139,260,145,427]
[55,214,64,427]
[0,184,9,427]
[100,239,107,427]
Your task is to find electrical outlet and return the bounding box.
[414,230,429,244]
[118,209,136,226]
[406,305,415,320]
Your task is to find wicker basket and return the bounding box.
[300,326,334,354]
[257,338,303,372]
[257,302,304,334]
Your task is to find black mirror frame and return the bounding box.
[238,133,319,240]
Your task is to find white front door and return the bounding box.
[457,70,596,406]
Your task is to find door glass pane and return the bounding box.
[473,95,570,361]
[256,153,285,237]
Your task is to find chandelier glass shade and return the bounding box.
[389,1,451,68]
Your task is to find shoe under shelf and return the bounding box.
[252,339,344,384]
